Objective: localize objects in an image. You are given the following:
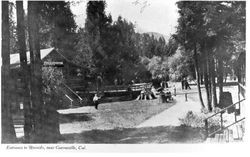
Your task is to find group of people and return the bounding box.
[181,78,191,90]
[92,78,176,109]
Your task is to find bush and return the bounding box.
[42,66,64,95]
[42,66,65,109]
[179,111,221,128]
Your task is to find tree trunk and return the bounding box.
[217,58,224,97]
[16,1,33,143]
[28,1,45,143]
[194,43,205,109]
[203,55,211,111]
[1,1,17,143]
[205,47,213,111]
[199,58,204,85]
[210,56,217,109]
[200,71,204,85]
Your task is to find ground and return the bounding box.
[14,82,239,143]
[57,82,240,143]
[60,126,205,144]
[58,99,176,134]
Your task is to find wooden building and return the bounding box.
[9,48,86,112]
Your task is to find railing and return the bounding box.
[85,83,152,93]
[239,83,246,98]
[61,83,83,104]
[204,99,245,138]
[172,87,199,101]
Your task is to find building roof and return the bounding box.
[10,47,85,70]
[10,48,55,68]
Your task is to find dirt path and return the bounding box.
[137,85,239,128]
[137,92,202,127]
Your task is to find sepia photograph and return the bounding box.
[0,0,247,150]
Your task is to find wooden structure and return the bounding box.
[10,48,155,109]
[9,48,86,111]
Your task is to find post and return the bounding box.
[220,112,223,130]
[238,83,240,107]
[185,93,187,101]
[204,119,208,138]
[174,87,176,96]
[234,106,237,122]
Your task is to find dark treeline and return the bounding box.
[3,0,174,143]
[174,1,245,111]
[9,1,175,85]
[74,1,174,85]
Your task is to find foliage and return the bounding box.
[42,66,64,95]
[73,28,93,69]
[144,56,168,80]
[135,33,169,58]
[168,47,194,81]
[38,1,77,59]
[179,111,220,128]
[81,1,171,84]
[9,2,18,54]
[85,0,112,72]
[175,1,245,110]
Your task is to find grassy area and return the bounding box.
[60,125,205,143]
[59,99,176,133]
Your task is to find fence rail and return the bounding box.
[204,99,245,138]
[62,83,83,102]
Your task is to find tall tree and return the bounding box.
[16,0,33,143]
[201,42,212,110]
[193,43,205,109]
[28,1,45,143]
[1,0,17,143]
[204,1,245,105]
[175,1,245,111]
[176,1,206,109]
[39,1,77,59]
[85,0,112,74]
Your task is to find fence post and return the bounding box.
[70,100,73,108]
[234,107,237,122]
[220,112,223,130]
[204,119,208,138]
[185,93,187,101]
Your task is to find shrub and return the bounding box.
[42,66,65,108]
[42,66,64,95]
[179,111,221,128]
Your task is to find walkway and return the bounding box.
[137,85,239,128]
[137,92,202,127]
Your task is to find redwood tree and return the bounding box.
[28,1,45,143]
[176,1,206,109]
[16,0,32,143]
[1,0,17,143]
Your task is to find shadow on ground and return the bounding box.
[60,125,206,144]
[59,113,93,123]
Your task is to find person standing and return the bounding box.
[93,94,100,109]
[185,79,191,90]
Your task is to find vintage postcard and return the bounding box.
[0,0,248,154]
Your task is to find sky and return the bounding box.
[70,0,179,36]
